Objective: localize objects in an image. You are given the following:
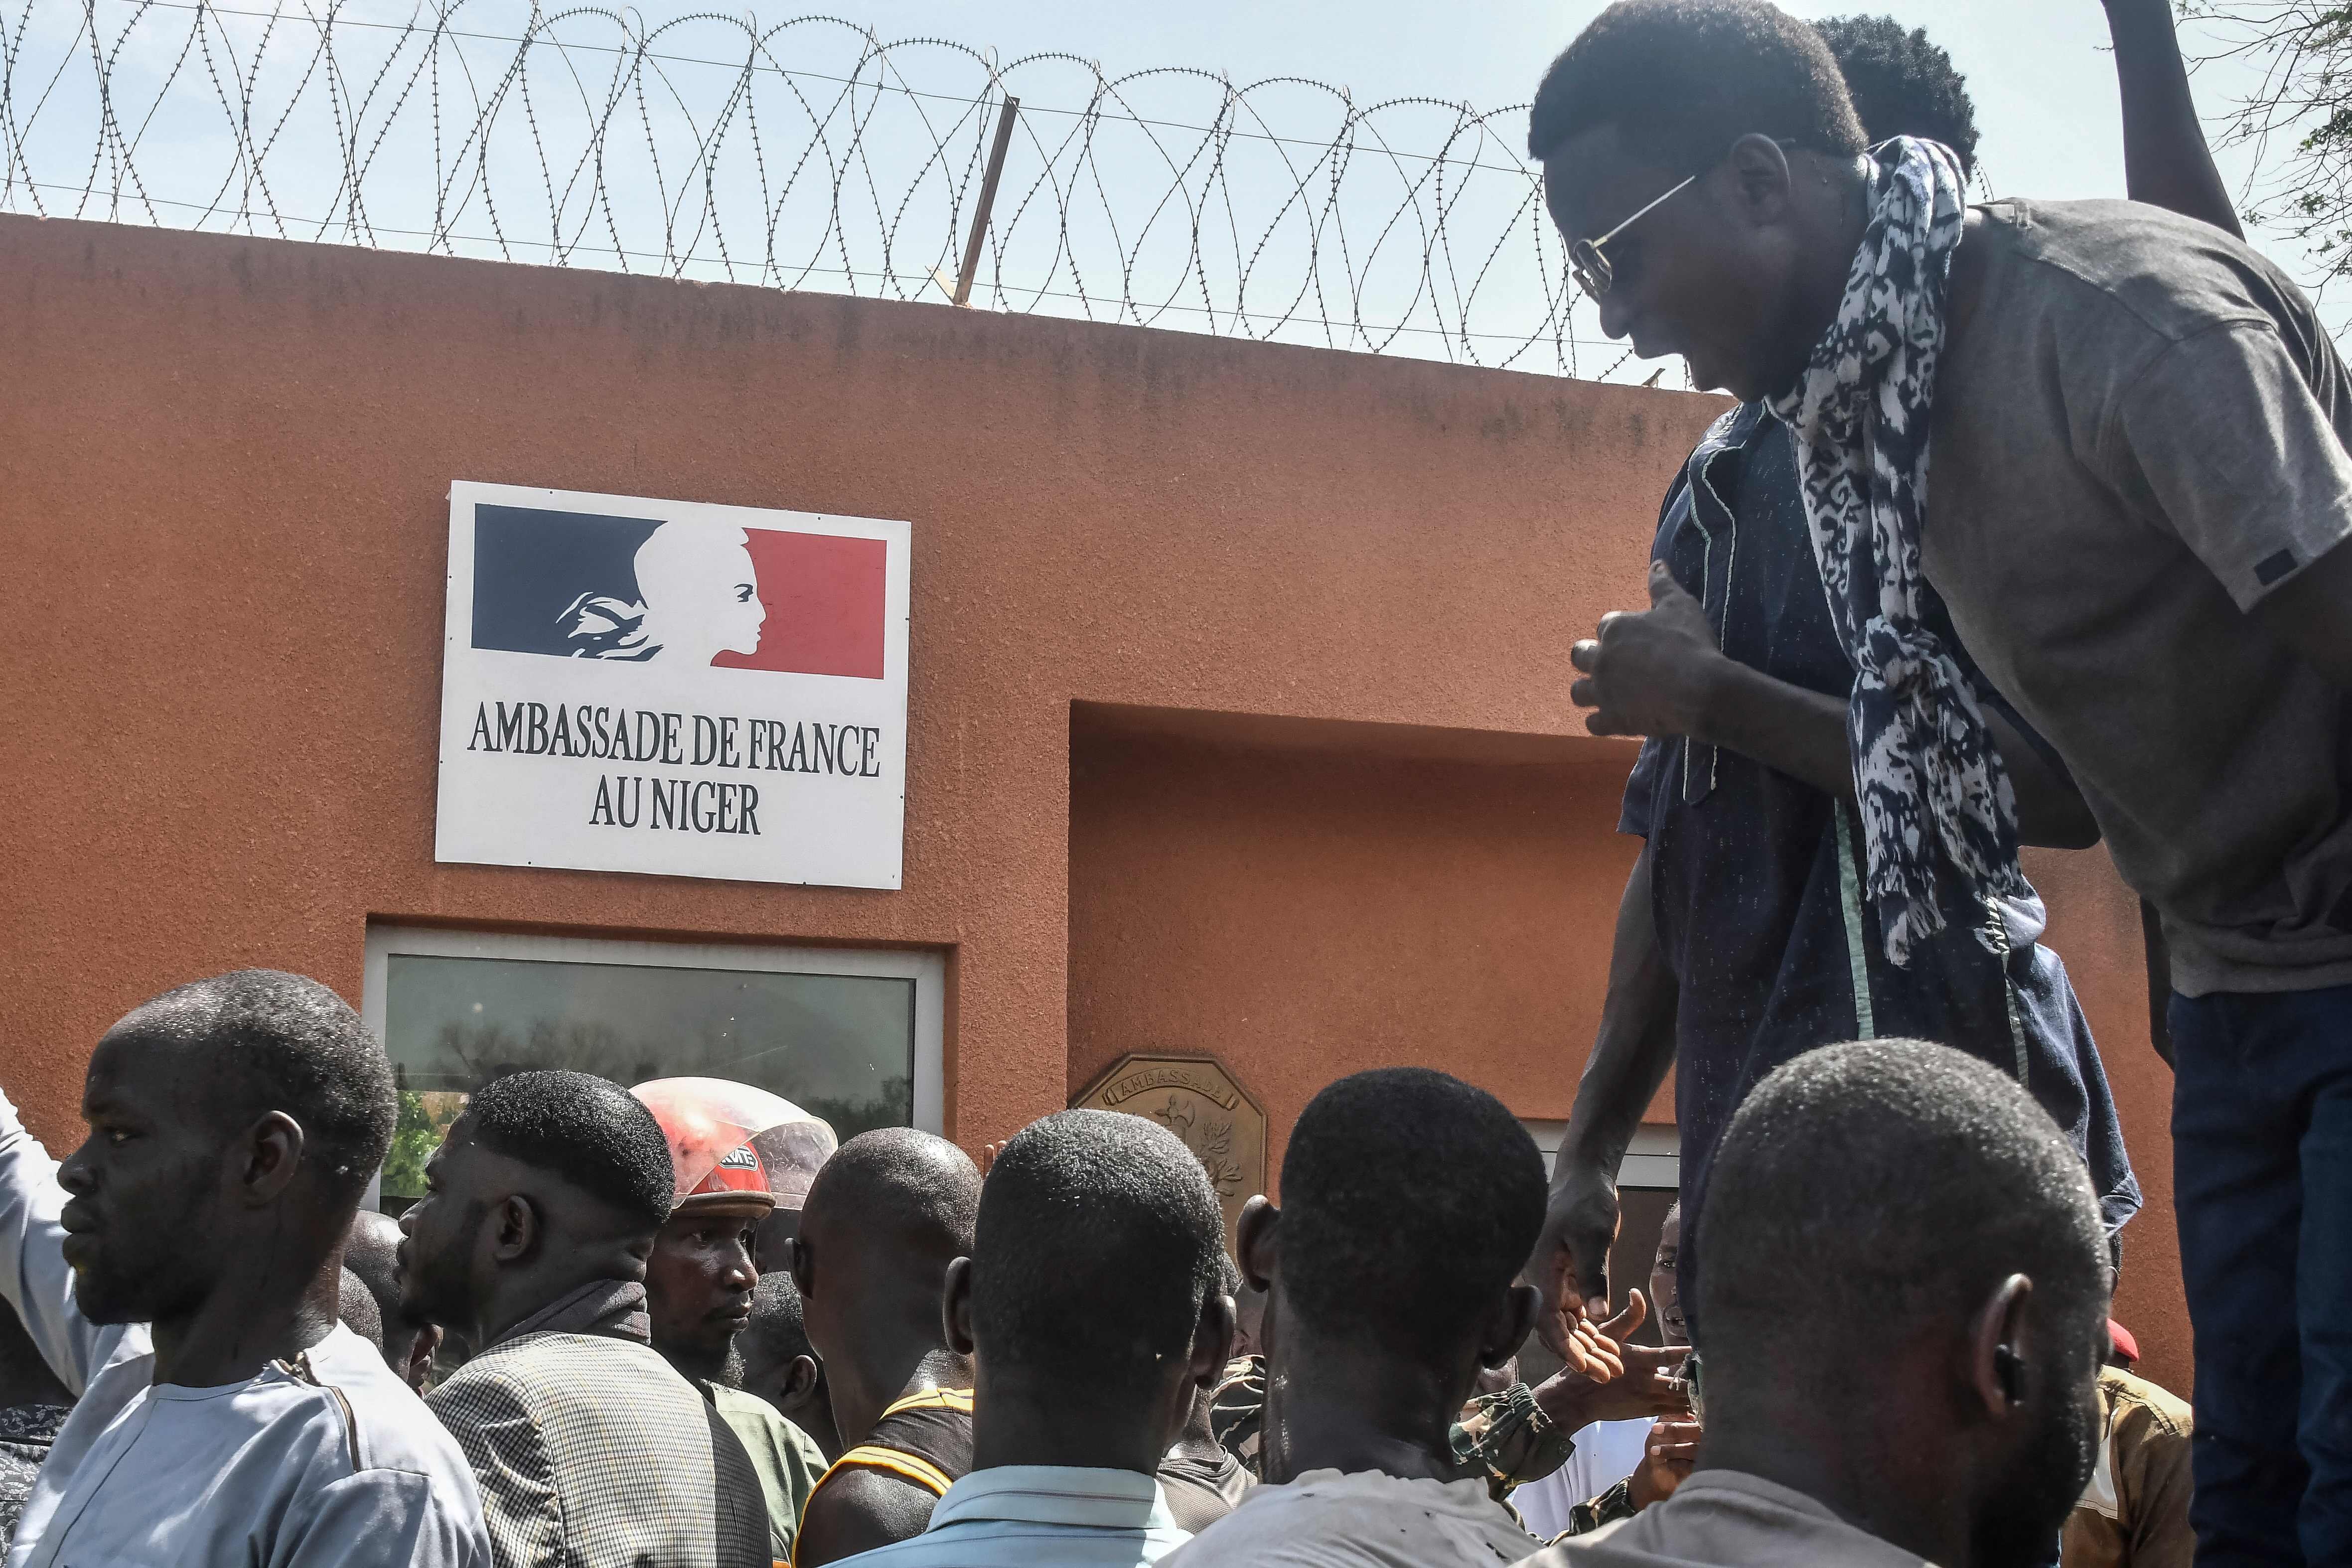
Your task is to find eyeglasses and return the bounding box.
[1569,171,1698,298]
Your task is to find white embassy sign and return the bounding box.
[435,480,911,889]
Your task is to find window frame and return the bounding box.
[362,924,946,1205]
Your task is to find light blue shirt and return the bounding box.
[836,1463,1192,1568]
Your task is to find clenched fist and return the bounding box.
[1569,562,1730,740]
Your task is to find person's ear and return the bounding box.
[783,1353,823,1403]
[1482,1283,1542,1371]
[489,1194,541,1265]
[788,1235,816,1299]
[237,1111,306,1206]
[1968,1272,2035,1418]
[1190,1286,1238,1389]
[1236,1196,1279,1294]
[942,1256,977,1358]
[1725,132,1796,225]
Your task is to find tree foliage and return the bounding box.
[2187,1,2352,280]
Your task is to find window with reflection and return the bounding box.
[376,952,916,1210]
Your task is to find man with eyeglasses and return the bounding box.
[1529,2,2352,1563]
[1526,4,2148,1393]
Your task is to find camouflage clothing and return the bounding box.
[0,1404,69,1545]
[1452,1380,1577,1494]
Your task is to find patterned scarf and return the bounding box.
[1767,137,2031,967]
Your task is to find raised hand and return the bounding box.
[1531,1289,1693,1430]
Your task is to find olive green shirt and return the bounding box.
[706,1383,829,1566]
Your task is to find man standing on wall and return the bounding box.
[1530,7,2146,1363]
[1531,0,2352,1559]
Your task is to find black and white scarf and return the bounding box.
[1767,137,2031,967]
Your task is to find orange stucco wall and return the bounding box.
[0,214,2185,1393]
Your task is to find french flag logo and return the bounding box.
[468,504,888,680]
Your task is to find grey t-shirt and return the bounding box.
[1924,198,2352,996]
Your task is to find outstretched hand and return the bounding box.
[1531,1290,1693,1430]
[1569,563,1727,740]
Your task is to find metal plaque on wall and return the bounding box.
[1073,1054,1267,1245]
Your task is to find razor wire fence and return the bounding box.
[0,0,1681,382]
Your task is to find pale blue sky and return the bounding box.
[848,0,2278,230]
[7,0,2331,361]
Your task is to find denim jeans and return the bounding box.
[2171,983,2352,1567]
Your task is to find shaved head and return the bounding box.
[792,1127,980,1434]
[343,1210,405,1319]
[802,1127,980,1262]
[338,1268,384,1350]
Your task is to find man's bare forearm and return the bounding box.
[1690,660,2100,850]
[1558,851,1678,1183]
[2105,0,2243,237]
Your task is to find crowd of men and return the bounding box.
[1,0,2346,1563]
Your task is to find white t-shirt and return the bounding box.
[1159,1467,1539,1568]
[1511,1420,1653,1541]
[0,1090,489,1568]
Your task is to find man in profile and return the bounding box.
[399,1070,769,1568]
[345,1209,442,1390]
[0,969,487,1567]
[741,1271,842,1462]
[846,1110,1232,1564]
[634,1091,829,1563]
[787,1128,981,1567]
[1530,1040,2110,1567]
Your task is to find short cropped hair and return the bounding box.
[1279,1068,1545,1359]
[465,1070,674,1232]
[744,1269,815,1367]
[1815,15,1979,175]
[1698,1041,2106,1371]
[123,970,395,1204]
[972,1111,1224,1401]
[1529,0,1867,168]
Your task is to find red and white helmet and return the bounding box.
[630,1077,836,1219]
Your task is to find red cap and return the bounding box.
[2108,1319,2140,1365]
